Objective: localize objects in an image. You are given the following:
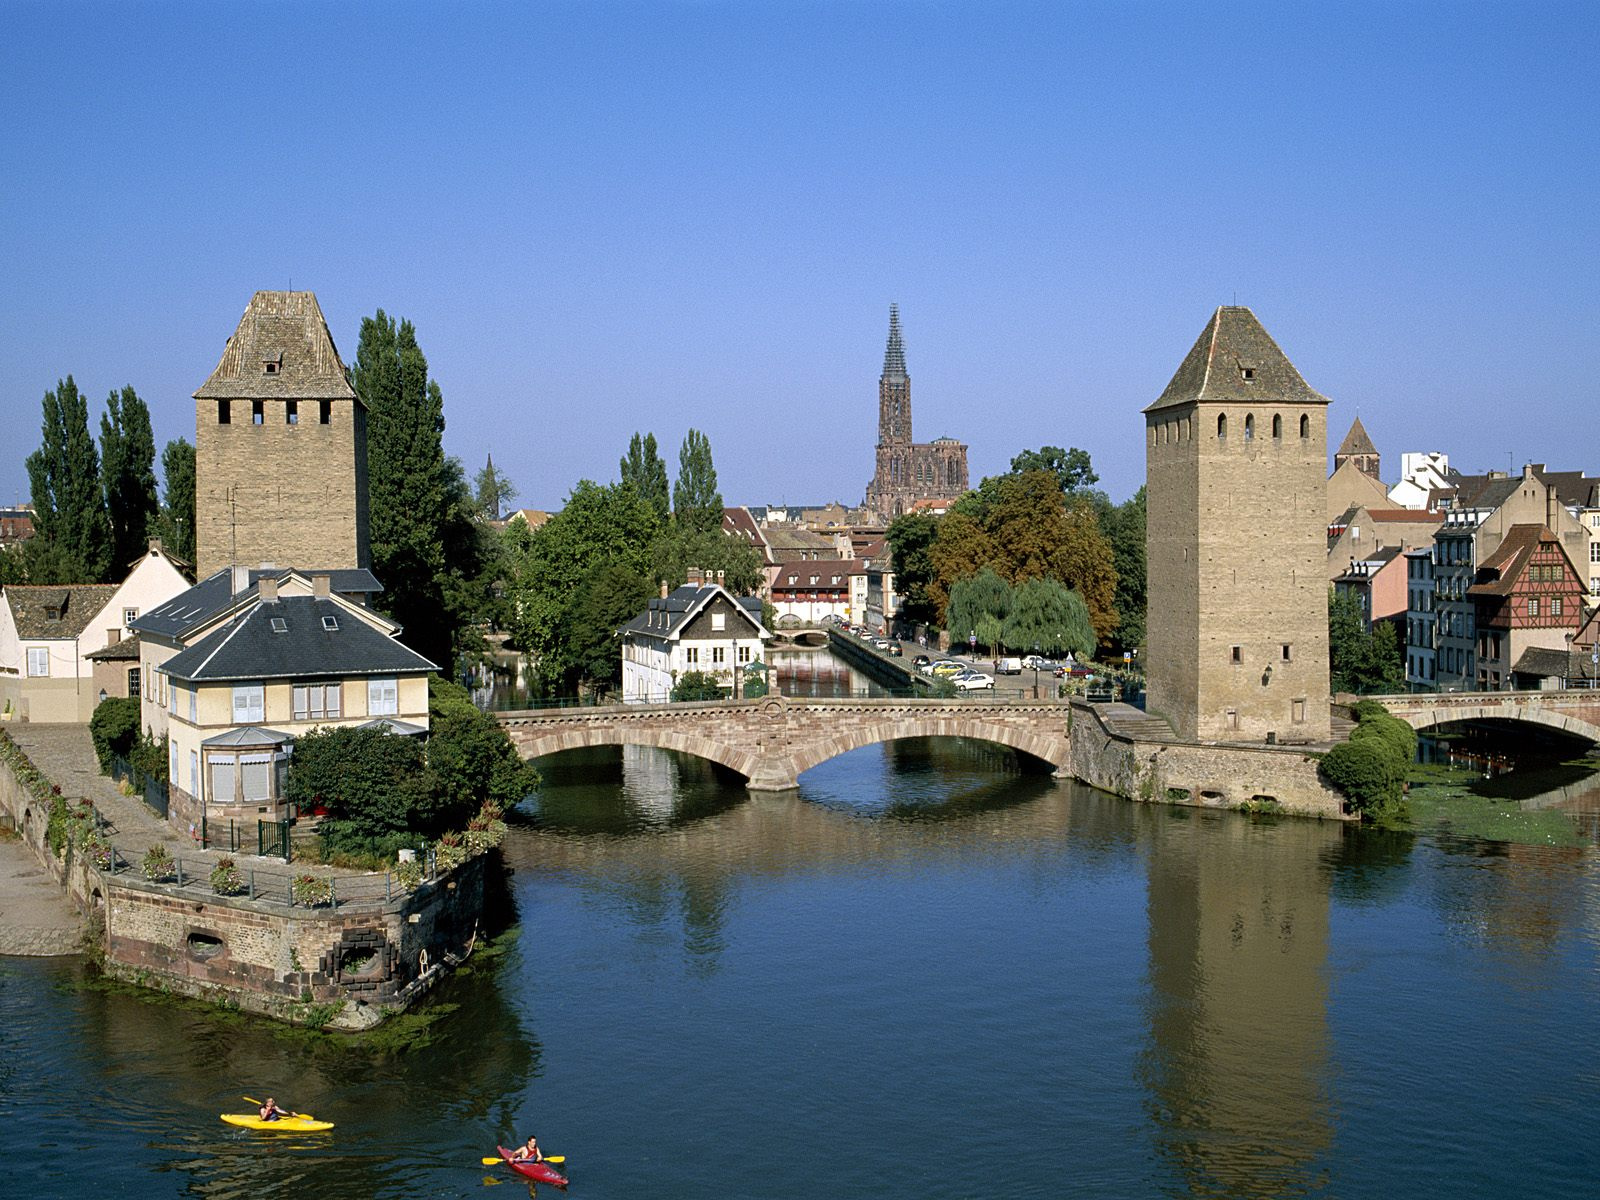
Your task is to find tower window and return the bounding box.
[262,354,282,375]
[251,400,264,425]
[1217,414,1228,439]
[1241,367,1255,381]
[1281,644,1292,661]
[1231,645,1242,663]
[319,400,332,425]
[1300,414,1310,439]
[1244,414,1255,440]
[285,400,298,426]
[1272,414,1282,439]
[217,400,230,425]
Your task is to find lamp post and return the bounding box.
[1032,641,1041,700]
[1566,632,1574,691]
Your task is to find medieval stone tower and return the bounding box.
[193,291,369,579]
[1144,306,1331,742]
[863,304,969,518]
[1332,416,1381,480]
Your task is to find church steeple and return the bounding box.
[883,303,907,380]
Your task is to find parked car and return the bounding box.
[887,642,903,657]
[912,654,931,669]
[953,670,994,690]
[1022,654,1050,670]
[996,657,1022,675]
[929,661,963,677]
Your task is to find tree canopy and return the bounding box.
[156,438,196,567]
[672,428,723,535]
[884,512,940,626]
[25,376,113,583]
[1329,590,1405,694]
[99,385,158,573]
[1007,445,1099,495]
[473,455,518,520]
[621,431,671,523]
[1003,576,1096,660]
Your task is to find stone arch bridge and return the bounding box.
[496,695,1071,791]
[1364,689,1600,745]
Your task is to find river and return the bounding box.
[5,665,1600,1198]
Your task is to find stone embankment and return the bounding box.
[0,725,490,1027]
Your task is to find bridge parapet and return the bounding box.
[1358,690,1600,746]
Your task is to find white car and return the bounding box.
[952,670,994,691]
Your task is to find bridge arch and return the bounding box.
[1363,693,1600,747]
[786,717,1068,783]
[508,728,761,783]
[1392,706,1600,745]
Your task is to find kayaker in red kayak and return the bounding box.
[509,1134,543,1163]
[258,1098,285,1122]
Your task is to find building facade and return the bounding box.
[620,575,772,703]
[1467,524,1586,690]
[193,291,370,579]
[1144,306,1332,742]
[862,305,969,519]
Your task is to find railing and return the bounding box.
[108,754,170,819]
[95,845,442,912]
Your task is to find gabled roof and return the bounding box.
[162,594,436,683]
[1511,646,1595,682]
[133,567,383,640]
[194,291,358,402]
[86,634,141,662]
[1337,417,1378,457]
[619,584,769,642]
[1147,306,1330,413]
[883,303,907,379]
[3,584,118,639]
[1467,524,1579,597]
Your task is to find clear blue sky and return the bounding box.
[3,2,1595,512]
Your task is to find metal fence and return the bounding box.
[107,754,170,819]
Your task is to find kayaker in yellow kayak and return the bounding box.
[258,1097,285,1122]
[509,1134,543,1162]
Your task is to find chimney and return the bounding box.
[259,576,279,603]
[312,573,331,599]
[660,580,669,599]
[687,567,703,587]
[716,569,725,586]
[147,537,163,555]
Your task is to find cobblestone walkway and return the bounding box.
[7,724,187,853]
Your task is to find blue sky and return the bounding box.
[2,2,1595,512]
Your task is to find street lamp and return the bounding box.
[1032,641,1041,699]
[1566,632,1574,690]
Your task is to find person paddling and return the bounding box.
[509,1134,543,1162]
[258,1097,285,1122]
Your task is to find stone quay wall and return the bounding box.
[1067,700,1348,820]
[0,736,487,1029]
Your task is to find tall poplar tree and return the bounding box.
[620,432,670,522]
[100,385,159,572]
[24,376,112,583]
[474,453,518,520]
[156,438,196,567]
[351,310,453,668]
[672,428,722,535]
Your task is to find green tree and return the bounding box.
[1008,445,1099,494]
[155,438,196,567]
[672,428,723,535]
[621,431,671,523]
[0,550,24,587]
[473,454,518,520]
[99,386,158,573]
[506,480,663,689]
[1100,487,1146,654]
[288,725,432,850]
[1002,576,1095,659]
[24,376,113,582]
[558,561,657,696]
[885,512,940,626]
[927,510,995,623]
[352,310,454,668]
[426,677,541,815]
[671,670,726,702]
[89,696,142,768]
[649,524,765,597]
[1329,590,1405,694]
[947,566,1012,649]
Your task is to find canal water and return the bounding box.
[6,649,1600,1199]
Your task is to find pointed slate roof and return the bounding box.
[1337,416,1378,457]
[1146,306,1330,412]
[882,304,907,380]
[194,291,359,402]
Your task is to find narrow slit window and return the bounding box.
[285,400,298,425]
[1231,645,1243,664]
[319,400,332,425]
[217,400,230,425]
[251,400,264,425]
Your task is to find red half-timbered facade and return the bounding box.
[1468,524,1585,690]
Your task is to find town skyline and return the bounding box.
[3,3,1594,511]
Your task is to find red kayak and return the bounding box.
[497,1146,569,1189]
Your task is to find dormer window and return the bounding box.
[1240,365,1256,381]
[262,354,282,375]
[45,605,60,622]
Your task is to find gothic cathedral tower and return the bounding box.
[193,291,370,579]
[1144,307,1331,742]
[863,304,969,518]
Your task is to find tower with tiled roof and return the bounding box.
[863,305,968,519]
[1144,306,1331,741]
[1334,416,1381,481]
[193,291,370,578]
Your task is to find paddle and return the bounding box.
[482,1155,566,1165]
[242,1095,318,1122]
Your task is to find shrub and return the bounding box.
[291,873,333,907]
[671,670,726,702]
[393,858,424,892]
[141,845,174,881]
[210,857,243,895]
[88,697,141,769]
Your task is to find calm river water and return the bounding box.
[6,681,1600,1198]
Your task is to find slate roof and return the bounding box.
[133,567,384,640]
[1511,646,1595,682]
[620,585,767,641]
[1337,417,1378,457]
[1147,306,1330,413]
[194,291,359,402]
[162,595,436,683]
[4,584,118,639]
[86,634,141,662]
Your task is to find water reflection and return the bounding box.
[1139,810,1339,1199]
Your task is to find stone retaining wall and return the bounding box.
[1068,700,1348,820]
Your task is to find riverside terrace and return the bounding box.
[0,726,489,1029]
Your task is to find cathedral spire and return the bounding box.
[883,303,907,379]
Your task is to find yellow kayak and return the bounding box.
[221,1112,334,1132]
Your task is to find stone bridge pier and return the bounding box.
[496,695,1073,790]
